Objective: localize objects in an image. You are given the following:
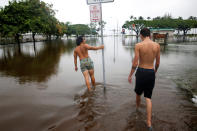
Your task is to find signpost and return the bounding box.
[89,4,101,22]
[87,0,114,5]
[87,0,114,89]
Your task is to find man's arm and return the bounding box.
[155,44,160,73]
[74,50,78,71]
[85,44,104,50]
[128,44,140,83]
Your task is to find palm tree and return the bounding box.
[147,17,151,20]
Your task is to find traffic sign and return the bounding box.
[90,4,101,22]
[87,0,114,5]
[87,0,114,89]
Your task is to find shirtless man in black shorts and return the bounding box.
[128,28,160,130]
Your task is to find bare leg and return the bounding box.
[88,69,95,87]
[82,70,92,91]
[136,94,141,109]
[145,98,152,127]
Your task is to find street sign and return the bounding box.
[90,4,101,22]
[87,1,114,89]
[87,0,114,5]
[132,24,135,30]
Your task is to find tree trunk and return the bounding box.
[33,42,37,56]
[15,33,20,45]
[136,31,139,42]
[183,30,188,42]
[56,35,59,39]
[15,34,21,54]
[49,35,51,41]
[32,33,37,55]
[32,33,36,44]
[183,30,187,36]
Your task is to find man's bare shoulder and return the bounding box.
[152,42,160,53]
[154,42,160,48]
[84,43,89,47]
[74,47,78,53]
[81,43,90,49]
[152,41,159,45]
[135,42,143,47]
[136,42,142,45]
[135,42,143,49]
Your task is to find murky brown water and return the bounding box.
[0,37,197,131]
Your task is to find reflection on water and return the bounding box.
[0,39,75,83]
[122,35,197,45]
[0,36,197,131]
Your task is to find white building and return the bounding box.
[150,28,175,37]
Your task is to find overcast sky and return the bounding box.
[0,0,197,34]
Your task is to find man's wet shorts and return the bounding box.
[80,57,94,73]
[135,67,155,99]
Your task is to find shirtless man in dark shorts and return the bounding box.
[128,28,160,130]
[74,36,104,91]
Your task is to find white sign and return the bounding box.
[87,0,114,5]
[89,4,101,22]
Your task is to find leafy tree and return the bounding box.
[38,2,58,40]
[0,0,30,45]
[58,22,67,37]
[138,16,144,20]
[64,22,73,38]
[123,14,197,38]
[147,17,151,20]
[178,16,183,20]
[96,21,106,32]
[25,0,45,43]
[0,0,61,44]
[188,16,197,20]
[176,19,193,36]
[89,22,98,36]
[69,24,91,37]
[122,16,146,39]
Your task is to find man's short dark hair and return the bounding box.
[76,36,84,46]
[140,28,150,37]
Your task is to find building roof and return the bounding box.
[150,28,175,31]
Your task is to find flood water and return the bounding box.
[0,37,197,131]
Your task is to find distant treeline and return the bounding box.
[122,15,197,36]
[0,0,100,45]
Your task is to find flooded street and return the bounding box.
[0,37,197,131]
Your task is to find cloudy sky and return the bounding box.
[0,0,197,34]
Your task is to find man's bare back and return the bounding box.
[74,44,89,60]
[74,43,104,60]
[136,39,160,69]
